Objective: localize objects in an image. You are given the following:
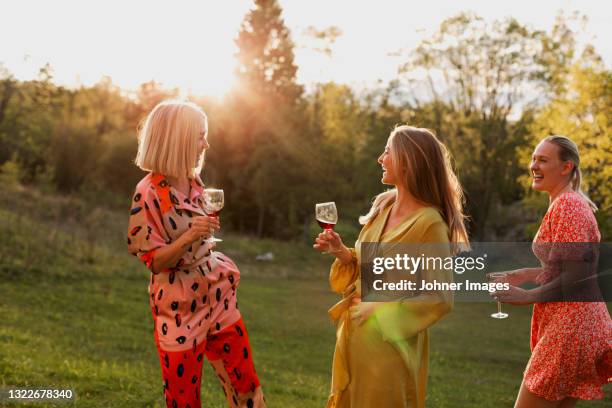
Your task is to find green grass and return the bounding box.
[0,185,609,407]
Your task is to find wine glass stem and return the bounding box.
[208,215,219,242]
[211,215,217,240]
[498,301,502,314]
[324,227,333,253]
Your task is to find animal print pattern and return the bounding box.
[128,173,264,407]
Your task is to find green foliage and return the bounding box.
[524,62,612,239]
[400,12,549,239]
[209,0,312,238]
[0,10,609,242]
[529,65,611,206]
[0,155,21,186]
[0,65,61,183]
[235,0,303,104]
[515,13,612,239]
[96,131,145,196]
[303,81,407,230]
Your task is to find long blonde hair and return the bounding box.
[360,125,469,250]
[543,135,597,211]
[135,100,208,178]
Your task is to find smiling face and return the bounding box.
[530,141,574,193]
[377,136,397,185]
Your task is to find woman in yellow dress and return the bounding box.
[314,125,469,408]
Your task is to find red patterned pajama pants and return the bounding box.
[155,317,262,408]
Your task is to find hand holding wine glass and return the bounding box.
[488,272,509,319]
[314,228,344,253]
[204,188,224,243]
[187,216,220,243]
[487,268,536,287]
[314,202,338,253]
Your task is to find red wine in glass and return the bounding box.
[317,220,336,231]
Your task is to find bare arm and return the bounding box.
[494,262,592,304]
[489,267,542,286]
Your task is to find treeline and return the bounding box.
[0,1,610,241]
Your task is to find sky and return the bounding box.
[1,0,610,98]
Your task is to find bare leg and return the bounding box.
[515,380,572,408]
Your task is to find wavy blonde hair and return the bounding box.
[543,135,597,211]
[135,100,208,178]
[360,125,469,251]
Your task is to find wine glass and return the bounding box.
[204,188,224,243]
[315,202,338,253]
[488,272,509,319]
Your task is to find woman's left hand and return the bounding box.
[492,285,533,305]
[349,297,378,325]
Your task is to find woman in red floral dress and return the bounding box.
[493,135,611,407]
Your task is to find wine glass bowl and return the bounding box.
[315,202,338,231]
[488,272,509,319]
[204,188,224,243]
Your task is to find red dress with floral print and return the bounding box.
[526,191,612,400]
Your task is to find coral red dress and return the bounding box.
[526,191,612,400]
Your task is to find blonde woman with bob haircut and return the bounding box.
[127,100,266,408]
[314,125,468,407]
[492,135,611,408]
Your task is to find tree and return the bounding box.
[124,80,179,132]
[522,16,612,237]
[235,0,303,105]
[0,65,18,164]
[2,64,65,183]
[208,0,307,237]
[399,12,547,239]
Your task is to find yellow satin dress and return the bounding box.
[327,205,453,408]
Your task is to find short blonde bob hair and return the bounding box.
[135,100,208,178]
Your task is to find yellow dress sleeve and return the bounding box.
[329,248,358,294]
[374,221,454,342]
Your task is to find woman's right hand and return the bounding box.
[313,230,343,253]
[487,269,529,287]
[314,230,355,264]
[186,216,220,242]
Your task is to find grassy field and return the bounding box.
[0,185,609,407]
